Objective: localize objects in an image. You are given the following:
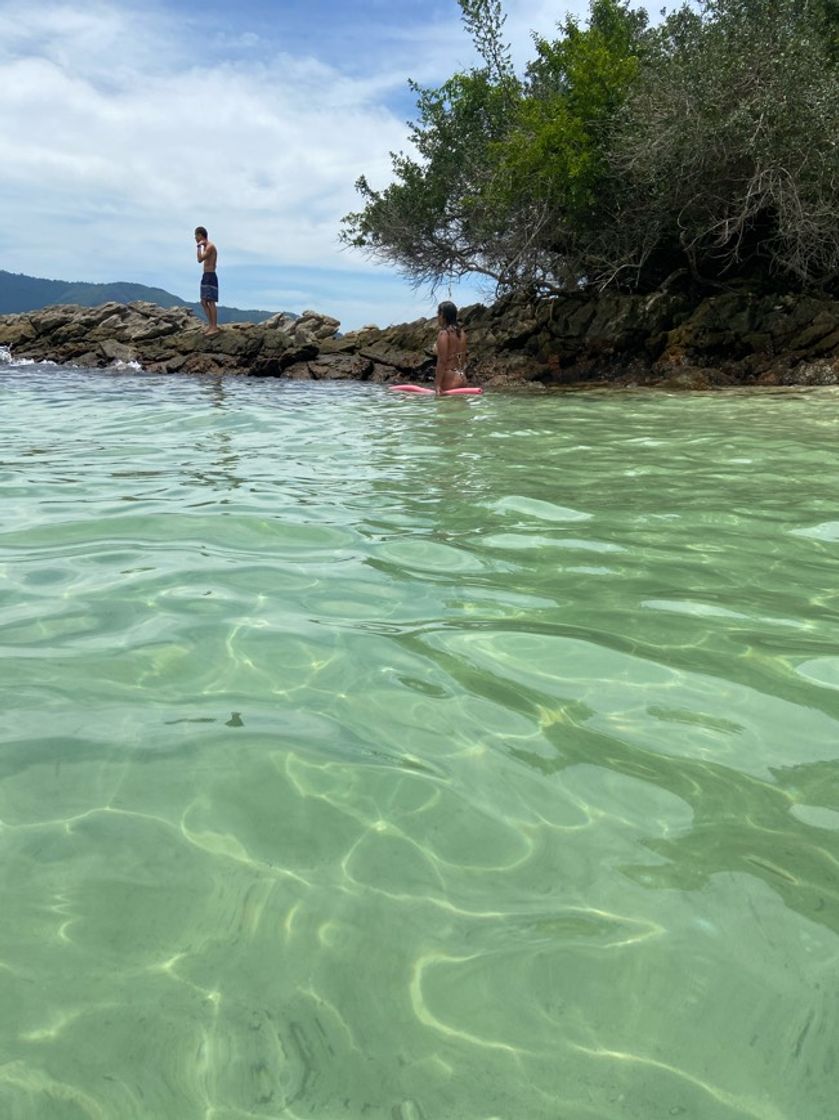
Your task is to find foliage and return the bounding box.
[493,2,649,287]
[341,0,645,294]
[609,0,839,290]
[342,0,839,296]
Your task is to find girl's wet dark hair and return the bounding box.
[437,300,460,331]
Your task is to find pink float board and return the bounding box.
[389,384,483,395]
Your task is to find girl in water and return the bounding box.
[434,301,468,395]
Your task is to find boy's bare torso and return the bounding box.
[199,241,218,271]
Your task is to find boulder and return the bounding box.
[282,362,314,380]
[292,310,341,342]
[659,368,714,391]
[263,312,299,332]
[72,349,105,367]
[307,353,374,380]
[100,339,138,363]
[778,360,839,386]
[369,362,397,383]
[788,311,839,353]
[0,315,37,347]
[2,289,838,387]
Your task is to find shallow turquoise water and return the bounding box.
[2,363,839,1119]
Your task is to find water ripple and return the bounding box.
[2,366,839,1118]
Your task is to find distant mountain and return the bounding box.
[0,270,283,325]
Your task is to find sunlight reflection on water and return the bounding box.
[1,365,839,1118]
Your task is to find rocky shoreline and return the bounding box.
[1,290,838,388]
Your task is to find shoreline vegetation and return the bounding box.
[3,0,837,386]
[343,0,839,306]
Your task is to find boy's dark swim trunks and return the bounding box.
[200,271,219,303]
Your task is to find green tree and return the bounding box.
[341,0,646,295]
[342,0,839,296]
[609,0,839,290]
[492,0,649,288]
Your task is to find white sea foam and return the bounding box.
[109,360,144,372]
[0,346,59,369]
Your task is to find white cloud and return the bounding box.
[376,1,633,75]
[505,0,592,60]
[0,0,426,325]
[0,0,657,329]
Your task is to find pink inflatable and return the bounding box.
[390,384,483,395]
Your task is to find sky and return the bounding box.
[0,0,654,330]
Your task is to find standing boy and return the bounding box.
[194,226,219,335]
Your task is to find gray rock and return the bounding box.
[2,290,838,387]
[100,339,138,363]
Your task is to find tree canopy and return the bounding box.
[341,0,839,297]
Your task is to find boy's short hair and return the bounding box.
[195,226,208,238]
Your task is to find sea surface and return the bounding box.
[1,358,839,1120]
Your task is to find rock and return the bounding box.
[263,311,298,331]
[180,352,242,375]
[203,327,256,358]
[814,329,839,356]
[250,340,318,377]
[72,349,105,367]
[282,362,313,380]
[0,315,37,347]
[100,339,138,363]
[369,362,396,383]
[2,289,838,387]
[319,336,360,355]
[359,345,431,376]
[306,354,373,380]
[788,310,839,352]
[778,360,839,386]
[292,310,340,342]
[659,368,714,390]
[156,356,189,373]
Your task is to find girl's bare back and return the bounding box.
[435,326,468,392]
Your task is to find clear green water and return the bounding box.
[1,364,839,1120]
